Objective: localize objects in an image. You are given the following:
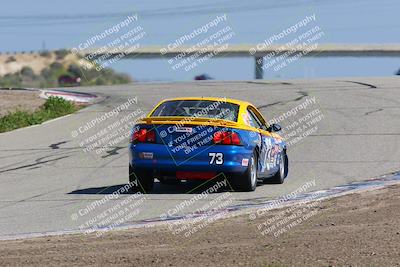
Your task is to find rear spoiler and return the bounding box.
[139,116,238,127]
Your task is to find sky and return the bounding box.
[0,0,399,81]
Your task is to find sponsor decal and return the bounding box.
[242,158,249,166]
[175,127,193,133]
[140,152,154,159]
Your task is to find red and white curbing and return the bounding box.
[40,90,98,104]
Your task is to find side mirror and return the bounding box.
[267,123,281,132]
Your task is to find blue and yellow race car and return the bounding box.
[129,97,288,192]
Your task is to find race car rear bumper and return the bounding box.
[129,143,253,177]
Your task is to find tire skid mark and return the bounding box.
[257,91,308,110]
[340,80,377,89]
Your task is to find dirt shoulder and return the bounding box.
[1,185,400,267]
[0,90,44,117]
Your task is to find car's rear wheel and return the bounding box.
[129,165,154,193]
[270,151,288,184]
[230,152,257,192]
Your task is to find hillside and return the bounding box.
[0,50,132,88]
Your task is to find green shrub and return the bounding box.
[39,50,52,57]
[50,62,64,70]
[0,74,22,87]
[5,56,16,63]
[43,96,77,116]
[54,49,70,60]
[0,96,78,133]
[40,68,52,80]
[20,66,35,78]
[68,64,83,77]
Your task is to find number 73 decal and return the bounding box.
[209,152,224,165]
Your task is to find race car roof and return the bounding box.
[159,97,252,107]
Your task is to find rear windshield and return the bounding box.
[150,100,239,122]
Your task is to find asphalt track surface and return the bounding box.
[0,77,399,238]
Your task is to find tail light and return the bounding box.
[131,128,156,143]
[213,131,241,145]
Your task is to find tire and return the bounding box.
[271,151,288,184]
[284,153,289,178]
[129,165,154,193]
[230,152,257,192]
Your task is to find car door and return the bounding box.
[246,106,279,177]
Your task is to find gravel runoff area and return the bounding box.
[0,90,44,117]
[0,184,399,267]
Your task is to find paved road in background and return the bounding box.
[0,77,399,238]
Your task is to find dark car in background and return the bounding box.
[58,75,81,86]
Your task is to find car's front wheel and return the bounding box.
[230,152,257,192]
[129,165,154,193]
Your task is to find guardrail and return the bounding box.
[80,44,400,79]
